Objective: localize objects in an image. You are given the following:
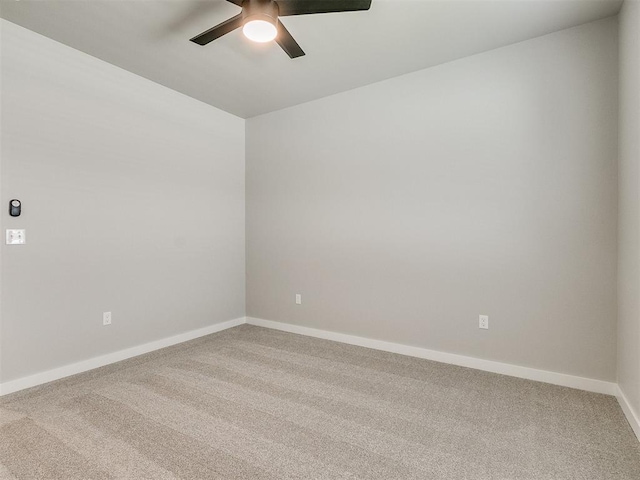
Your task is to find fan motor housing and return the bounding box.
[189,0,371,58]
[242,0,279,25]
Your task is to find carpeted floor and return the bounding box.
[1,325,639,479]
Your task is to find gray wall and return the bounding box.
[618,0,640,418]
[0,20,245,382]
[246,18,619,381]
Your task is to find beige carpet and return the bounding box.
[1,324,639,479]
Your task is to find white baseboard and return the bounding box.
[246,317,618,396]
[0,315,626,417]
[0,316,246,396]
[617,386,640,441]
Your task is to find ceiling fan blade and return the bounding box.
[276,21,305,58]
[190,13,243,45]
[277,0,372,17]
[225,0,243,5]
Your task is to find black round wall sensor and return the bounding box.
[9,199,21,217]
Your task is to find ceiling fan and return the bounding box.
[190,0,372,59]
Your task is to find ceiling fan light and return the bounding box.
[243,19,277,43]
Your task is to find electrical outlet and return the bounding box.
[103,311,112,326]
[479,315,489,330]
[295,294,302,305]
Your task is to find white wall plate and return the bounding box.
[6,229,26,245]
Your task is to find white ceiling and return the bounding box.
[0,0,622,118]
